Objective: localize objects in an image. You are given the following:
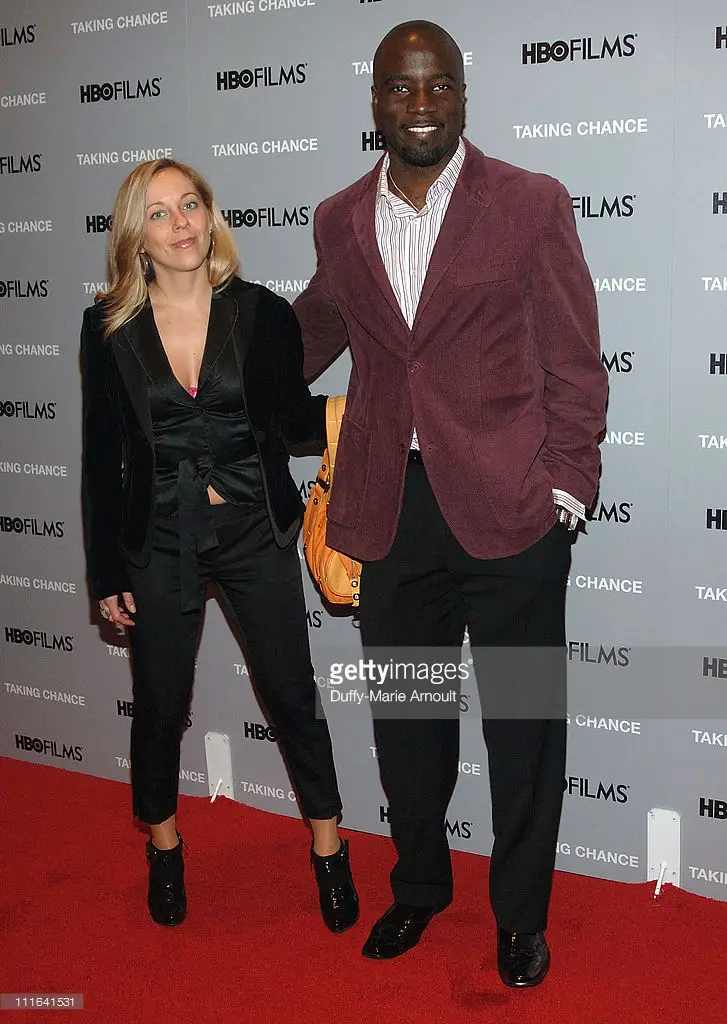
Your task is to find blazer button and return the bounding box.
[410,361,421,373]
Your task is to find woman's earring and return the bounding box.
[140,252,152,278]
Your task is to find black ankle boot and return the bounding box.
[311,839,359,933]
[146,835,186,926]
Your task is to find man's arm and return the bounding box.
[528,180,608,513]
[293,209,350,383]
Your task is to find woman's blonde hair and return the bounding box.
[99,158,239,337]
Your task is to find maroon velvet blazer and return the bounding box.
[294,139,608,563]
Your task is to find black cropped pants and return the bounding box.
[125,503,342,825]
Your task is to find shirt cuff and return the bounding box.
[552,489,585,520]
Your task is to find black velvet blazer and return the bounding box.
[80,276,327,600]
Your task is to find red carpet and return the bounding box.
[1,756,724,1024]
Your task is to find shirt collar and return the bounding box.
[377,137,466,209]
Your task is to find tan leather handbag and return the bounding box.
[302,396,362,606]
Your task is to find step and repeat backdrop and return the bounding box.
[1,0,726,901]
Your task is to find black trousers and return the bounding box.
[125,503,342,825]
[360,461,571,932]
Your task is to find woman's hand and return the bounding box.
[99,592,136,627]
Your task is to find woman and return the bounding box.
[80,158,358,931]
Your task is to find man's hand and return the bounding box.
[555,505,580,532]
[99,592,136,627]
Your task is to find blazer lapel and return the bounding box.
[413,149,492,331]
[110,310,157,445]
[197,288,238,390]
[351,169,410,341]
[228,282,262,430]
[228,281,257,373]
[122,303,175,391]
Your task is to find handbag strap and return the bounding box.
[325,395,347,475]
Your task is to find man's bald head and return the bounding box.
[373,21,464,86]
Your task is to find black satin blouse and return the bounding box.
[144,306,265,611]
[149,337,264,516]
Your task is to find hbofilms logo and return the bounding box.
[0,400,56,419]
[699,797,727,819]
[706,509,727,530]
[4,626,74,651]
[702,656,727,678]
[564,777,630,802]
[571,194,635,218]
[567,641,631,666]
[0,24,36,46]
[86,214,113,234]
[80,78,162,104]
[116,698,191,727]
[0,154,42,174]
[0,280,48,299]
[522,34,636,64]
[586,501,633,525]
[243,721,278,742]
[216,64,307,90]
[0,515,64,537]
[380,805,473,839]
[15,734,83,761]
[221,206,310,228]
[361,129,386,152]
[602,351,633,373]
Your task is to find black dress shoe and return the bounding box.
[497,928,550,987]
[146,836,186,927]
[311,839,359,933]
[362,903,436,959]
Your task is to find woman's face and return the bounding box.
[142,167,212,278]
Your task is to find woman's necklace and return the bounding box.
[387,169,420,210]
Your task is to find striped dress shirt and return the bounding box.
[374,138,584,522]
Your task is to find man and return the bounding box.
[294,20,607,987]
